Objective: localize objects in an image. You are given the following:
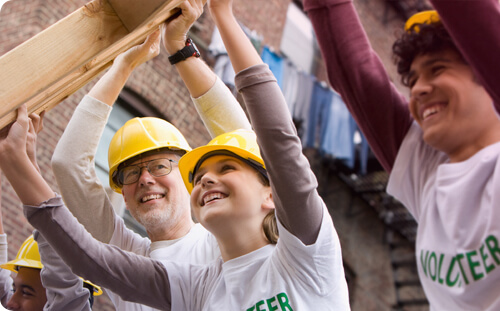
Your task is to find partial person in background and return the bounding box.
[0,113,102,311]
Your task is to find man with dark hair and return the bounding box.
[393,16,461,86]
[303,0,500,309]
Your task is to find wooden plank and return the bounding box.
[0,0,184,130]
[108,0,174,32]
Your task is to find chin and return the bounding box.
[422,131,449,154]
[199,210,227,229]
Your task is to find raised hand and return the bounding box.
[0,105,54,207]
[88,30,161,106]
[0,105,30,163]
[114,29,161,71]
[26,111,45,172]
[162,0,206,55]
[207,0,233,13]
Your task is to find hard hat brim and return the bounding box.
[179,144,265,194]
[1,258,43,273]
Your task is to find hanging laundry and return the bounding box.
[320,91,354,165]
[305,81,334,149]
[281,59,300,114]
[292,72,315,146]
[261,46,284,89]
[209,25,262,88]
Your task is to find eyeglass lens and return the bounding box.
[120,159,175,185]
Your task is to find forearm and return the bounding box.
[431,0,500,112]
[24,197,172,310]
[0,152,54,206]
[0,234,12,307]
[210,5,263,73]
[168,37,251,137]
[52,96,115,243]
[192,76,251,137]
[88,60,133,106]
[88,30,159,105]
[35,231,92,311]
[173,56,218,98]
[303,0,412,172]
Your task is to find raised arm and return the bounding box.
[35,232,93,311]
[0,234,11,308]
[163,0,251,137]
[21,113,93,310]
[51,31,161,243]
[430,0,500,112]
[303,0,412,172]
[0,176,12,308]
[0,111,46,307]
[0,106,172,310]
[208,0,323,245]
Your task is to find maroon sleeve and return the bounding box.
[303,0,413,172]
[431,0,500,113]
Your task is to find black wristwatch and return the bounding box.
[168,38,201,65]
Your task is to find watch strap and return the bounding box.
[168,38,201,65]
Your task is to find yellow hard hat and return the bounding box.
[179,129,266,194]
[1,235,103,296]
[405,10,440,32]
[1,235,42,272]
[108,117,192,193]
[81,278,103,296]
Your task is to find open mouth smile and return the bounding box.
[201,192,227,207]
[140,194,165,203]
[420,102,447,121]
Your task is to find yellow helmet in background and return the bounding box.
[405,10,440,32]
[1,235,42,272]
[179,129,266,194]
[1,235,103,296]
[108,117,192,193]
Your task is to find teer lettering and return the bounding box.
[246,293,293,311]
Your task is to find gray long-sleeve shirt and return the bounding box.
[25,64,346,309]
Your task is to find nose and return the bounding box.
[200,171,216,188]
[6,293,19,309]
[137,167,156,186]
[410,76,432,101]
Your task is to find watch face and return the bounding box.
[168,38,201,65]
[186,39,201,57]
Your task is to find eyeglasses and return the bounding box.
[118,158,178,185]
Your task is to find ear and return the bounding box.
[121,190,129,209]
[261,187,275,211]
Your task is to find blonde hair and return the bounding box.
[263,210,278,244]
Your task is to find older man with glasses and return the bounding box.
[50,1,250,310]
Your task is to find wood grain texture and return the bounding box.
[0,0,184,130]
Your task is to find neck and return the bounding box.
[447,121,500,163]
[216,228,270,262]
[147,217,195,242]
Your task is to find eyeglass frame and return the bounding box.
[116,158,178,186]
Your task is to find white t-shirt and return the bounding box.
[108,220,220,311]
[387,122,500,311]
[164,204,350,311]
